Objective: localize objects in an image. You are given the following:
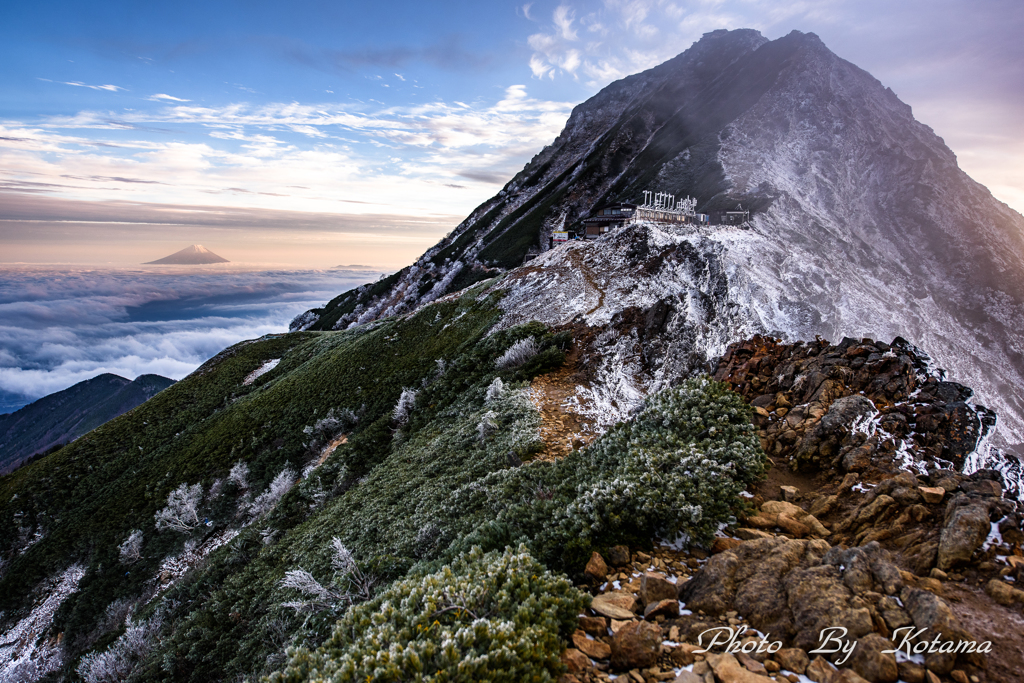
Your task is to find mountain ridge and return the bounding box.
[0,372,175,473]
[2,29,1024,683]
[293,28,1024,454]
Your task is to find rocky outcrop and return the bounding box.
[561,537,1006,683]
[714,335,995,477]
[681,538,984,681]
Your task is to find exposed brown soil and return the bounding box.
[529,345,597,461]
[753,455,822,501]
[943,583,1024,683]
[315,434,347,468]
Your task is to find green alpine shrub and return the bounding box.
[445,376,765,570]
[267,545,588,683]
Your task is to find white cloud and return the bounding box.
[0,86,574,220]
[148,93,190,102]
[0,267,382,405]
[63,82,125,92]
[553,5,579,40]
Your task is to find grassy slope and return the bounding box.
[0,290,570,681]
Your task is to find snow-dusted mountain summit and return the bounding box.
[145,244,229,264]
[295,29,1024,455]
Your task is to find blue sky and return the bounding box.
[1,0,1022,267]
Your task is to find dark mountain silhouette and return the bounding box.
[0,373,175,473]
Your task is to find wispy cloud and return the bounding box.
[148,93,190,102]
[523,1,820,85]
[62,81,126,92]
[0,85,574,222]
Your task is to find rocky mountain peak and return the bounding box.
[294,29,1024,457]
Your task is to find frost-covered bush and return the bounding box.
[391,387,418,426]
[446,377,765,568]
[476,410,499,441]
[280,538,375,617]
[485,376,504,402]
[267,545,587,683]
[154,483,203,534]
[118,530,143,564]
[245,467,297,518]
[303,407,358,443]
[76,617,161,683]
[229,461,250,490]
[318,380,542,564]
[495,336,540,369]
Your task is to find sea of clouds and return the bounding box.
[0,266,384,413]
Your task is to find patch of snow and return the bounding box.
[243,358,280,386]
[153,529,239,592]
[894,649,926,665]
[982,519,1006,552]
[0,564,85,682]
[658,532,691,552]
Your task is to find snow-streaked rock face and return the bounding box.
[486,220,1020,491]
[492,222,762,428]
[710,35,1024,451]
[300,28,1024,460]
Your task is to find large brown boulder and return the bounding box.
[847,633,898,682]
[609,620,662,670]
[681,537,830,640]
[900,587,980,674]
[936,503,990,570]
[680,537,983,674]
[590,591,638,620]
[584,551,608,581]
[640,571,678,606]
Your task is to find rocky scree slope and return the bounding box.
[294,28,1024,455]
[546,335,1024,683]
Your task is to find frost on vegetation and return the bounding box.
[75,616,162,683]
[289,310,319,332]
[228,461,250,491]
[244,467,297,519]
[154,483,204,534]
[155,529,239,590]
[118,529,143,564]
[302,407,357,451]
[485,376,504,402]
[206,478,224,500]
[477,411,498,441]
[446,377,765,568]
[0,564,85,683]
[419,260,464,306]
[268,545,587,683]
[279,538,375,617]
[495,336,540,369]
[243,358,281,386]
[391,387,418,426]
